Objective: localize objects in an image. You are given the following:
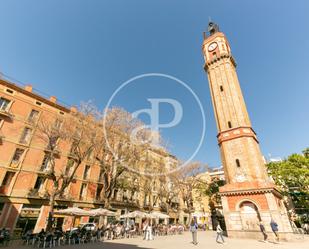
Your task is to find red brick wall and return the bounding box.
[2,203,22,232]
[0,202,11,227]
[227,193,269,211]
[34,205,49,233]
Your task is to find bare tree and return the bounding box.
[95,107,147,208]
[36,102,101,231]
[171,162,207,223]
[157,175,181,214]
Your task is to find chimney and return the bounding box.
[49,96,57,103]
[25,85,33,92]
[70,106,78,113]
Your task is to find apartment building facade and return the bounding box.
[0,78,181,237]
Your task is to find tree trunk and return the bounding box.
[188,212,192,226]
[46,192,56,232]
[103,197,110,209]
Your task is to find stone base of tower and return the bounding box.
[219,181,296,241]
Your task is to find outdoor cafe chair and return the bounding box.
[90,231,99,243]
[42,234,53,248]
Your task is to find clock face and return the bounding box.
[208,42,218,52]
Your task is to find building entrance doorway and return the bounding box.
[239,201,261,230]
[15,217,37,237]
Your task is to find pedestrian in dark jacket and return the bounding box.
[270,219,279,242]
[259,221,268,242]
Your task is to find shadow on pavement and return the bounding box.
[102,241,154,249]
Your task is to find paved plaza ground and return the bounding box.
[10,231,308,249]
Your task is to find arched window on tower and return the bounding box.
[220,85,224,92]
[236,159,241,167]
[228,121,232,128]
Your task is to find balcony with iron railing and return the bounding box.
[10,160,21,169]
[110,194,139,208]
[44,145,61,157]
[27,187,48,199]
[0,108,13,119]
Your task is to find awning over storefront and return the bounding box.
[54,207,116,217]
[54,207,88,216]
[120,210,152,219]
[87,208,116,217]
[150,211,169,219]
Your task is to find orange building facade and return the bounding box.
[0,78,143,237]
[0,77,184,237]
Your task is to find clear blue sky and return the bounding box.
[0,0,308,167]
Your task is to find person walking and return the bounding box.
[142,221,148,240]
[270,219,279,242]
[303,223,309,235]
[216,223,225,244]
[189,217,198,245]
[259,221,268,242]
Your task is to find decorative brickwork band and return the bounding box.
[203,53,237,70]
[217,126,259,145]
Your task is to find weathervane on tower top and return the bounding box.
[203,20,220,40]
[208,21,220,35]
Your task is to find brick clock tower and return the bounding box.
[202,22,294,239]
